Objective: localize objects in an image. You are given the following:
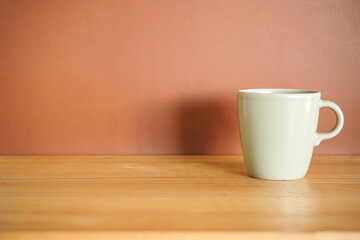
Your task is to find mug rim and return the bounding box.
[238,88,319,95]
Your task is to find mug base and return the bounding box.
[249,174,306,181]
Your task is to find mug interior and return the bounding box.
[238,89,318,94]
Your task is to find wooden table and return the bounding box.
[1,155,360,239]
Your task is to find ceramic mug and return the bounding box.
[237,89,344,180]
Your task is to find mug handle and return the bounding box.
[315,100,344,146]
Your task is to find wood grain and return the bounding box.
[0,155,359,239]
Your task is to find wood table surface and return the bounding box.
[1,155,360,239]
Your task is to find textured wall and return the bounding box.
[0,0,359,154]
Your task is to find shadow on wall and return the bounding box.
[178,97,241,154]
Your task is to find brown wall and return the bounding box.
[0,0,359,155]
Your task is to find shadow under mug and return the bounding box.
[237,89,344,180]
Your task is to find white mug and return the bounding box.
[237,89,344,180]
